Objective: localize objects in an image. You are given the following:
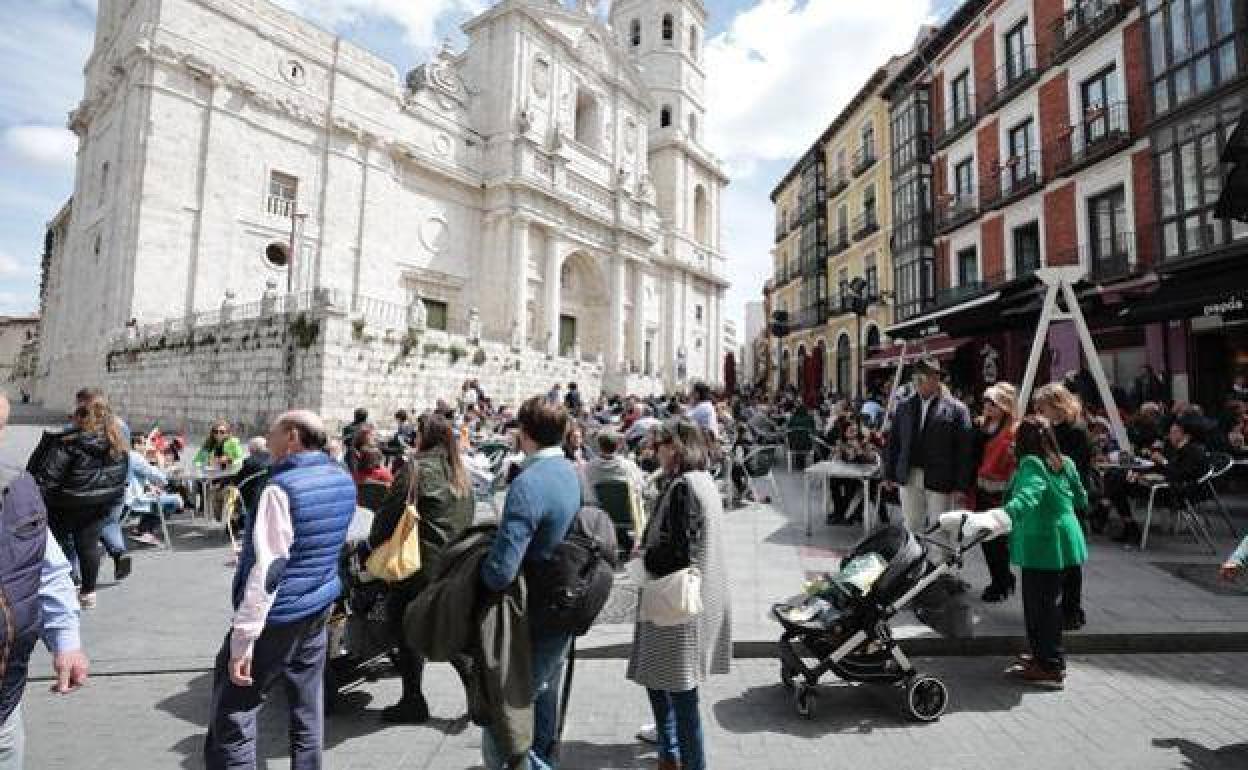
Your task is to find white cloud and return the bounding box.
[703,0,938,329]
[272,0,487,50]
[0,252,30,278]
[705,0,936,172]
[2,125,77,171]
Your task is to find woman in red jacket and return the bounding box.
[976,383,1019,602]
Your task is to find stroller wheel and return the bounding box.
[905,675,948,722]
[795,684,816,719]
[780,664,798,690]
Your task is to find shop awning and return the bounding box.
[885,291,1002,339]
[1111,257,1248,325]
[862,334,973,370]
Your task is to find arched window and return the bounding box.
[836,334,852,396]
[574,88,601,150]
[693,185,709,245]
[688,25,699,58]
[865,325,881,354]
[98,161,110,207]
[660,105,672,128]
[688,112,698,140]
[662,14,673,43]
[629,19,641,47]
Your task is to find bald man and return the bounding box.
[204,411,355,770]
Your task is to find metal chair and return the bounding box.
[1200,452,1239,538]
[784,428,816,472]
[742,445,784,508]
[1171,479,1218,555]
[594,479,639,560]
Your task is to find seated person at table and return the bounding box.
[826,417,880,526]
[128,434,185,546]
[352,445,394,486]
[1104,415,1209,543]
[195,420,244,470]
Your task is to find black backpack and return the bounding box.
[525,506,618,637]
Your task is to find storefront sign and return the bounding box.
[1203,294,1245,318]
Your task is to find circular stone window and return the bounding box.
[280,59,306,86]
[264,242,289,269]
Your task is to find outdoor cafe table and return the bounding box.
[803,460,880,538]
[169,465,237,525]
[1095,456,1163,550]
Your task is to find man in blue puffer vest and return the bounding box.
[204,410,354,770]
[0,393,89,770]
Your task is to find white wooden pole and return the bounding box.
[1018,281,1059,412]
[881,339,909,432]
[1061,280,1132,452]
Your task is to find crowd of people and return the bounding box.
[2,363,1247,769]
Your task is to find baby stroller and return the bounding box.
[772,511,1007,722]
[324,506,396,713]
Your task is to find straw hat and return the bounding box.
[983,382,1018,419]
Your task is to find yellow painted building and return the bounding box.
[768,52,917,398]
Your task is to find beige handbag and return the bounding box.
[365,465,422,581]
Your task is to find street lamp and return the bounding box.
[845,277,870,402]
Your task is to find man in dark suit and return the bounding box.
[882,358,974,533]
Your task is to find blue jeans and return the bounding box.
[100,502,126,557]
[647,687,704,770]
[482,631,572,770]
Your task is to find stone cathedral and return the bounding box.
[37,0,730,419]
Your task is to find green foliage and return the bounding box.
[290,314,320,349]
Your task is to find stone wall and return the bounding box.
[103,303,604,438]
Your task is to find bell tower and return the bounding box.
[610,0,707,147]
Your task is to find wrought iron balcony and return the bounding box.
[792,301,829,331]
[829,171,850,197]
[852,209,880,240]
[1087,232,1135,281]
[1050,0,1131,67]
[829,226,850,255]
[852,145,878,177]
[933,102,977,150]
[981,151,1044,210]
[935,191,978,234]
[933,271,1005,308]
[1051,101,1132,177]
[981,44,1042,113]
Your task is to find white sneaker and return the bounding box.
[636,724,657,744]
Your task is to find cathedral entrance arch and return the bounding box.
[557,250,609,358]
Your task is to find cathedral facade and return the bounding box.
[38,0,730,408]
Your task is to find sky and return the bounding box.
[0,0,960,328]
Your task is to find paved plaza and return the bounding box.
[6,417,1248,768]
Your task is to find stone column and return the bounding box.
[543,231,561,356]
[610,254,627,370]
[510,214,530,348]
[631,262,646,368]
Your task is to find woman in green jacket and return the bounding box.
[1003,416,1088,688]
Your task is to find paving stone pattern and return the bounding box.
[21,655,1248,769]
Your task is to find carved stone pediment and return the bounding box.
[405,41,469,109]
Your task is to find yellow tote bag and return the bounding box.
[366,503,422,581]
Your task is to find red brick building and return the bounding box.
[880,0,1248,408]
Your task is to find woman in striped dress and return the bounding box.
[627,418,732,770]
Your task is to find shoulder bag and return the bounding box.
[366,463,422,581]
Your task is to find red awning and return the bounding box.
[862,335,972,370]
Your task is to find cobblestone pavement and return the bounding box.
[21,654,1248,769]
